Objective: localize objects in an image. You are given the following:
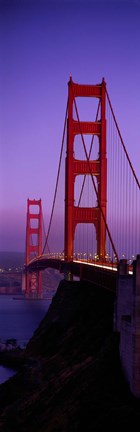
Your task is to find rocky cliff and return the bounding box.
[0,279,139,431]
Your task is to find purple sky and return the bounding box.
[0,0,140,252]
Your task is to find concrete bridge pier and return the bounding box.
[114,255,140,397]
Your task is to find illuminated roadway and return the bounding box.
[25,255,133,293]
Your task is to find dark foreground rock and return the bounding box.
[0,279,140,431]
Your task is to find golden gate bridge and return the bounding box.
[23,77,140,299]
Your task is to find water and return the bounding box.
[0,365,17,384]
[0,294,52,384]
[0,294,51,348]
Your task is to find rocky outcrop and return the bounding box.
[0,279,139,431]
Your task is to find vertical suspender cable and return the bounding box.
[106,88,140,189]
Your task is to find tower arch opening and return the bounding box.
[73,96,100,122]
[74,174,98,208]
[74,223,97,261]
[74,134,99,161]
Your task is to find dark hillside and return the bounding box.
[0,279,139,431]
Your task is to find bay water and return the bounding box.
[0,294,52,384]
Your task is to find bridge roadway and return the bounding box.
[25,255,126,293]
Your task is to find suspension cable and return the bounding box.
[42,212,50,253]
[41,98,68,255]
[106,87,140,189]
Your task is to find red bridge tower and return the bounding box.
[65,77,107,261]
[25,199,42,298]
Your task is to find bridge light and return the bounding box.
[105,253,109,261]
[89,253,92,262]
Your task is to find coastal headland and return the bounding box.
[0,278,139,431]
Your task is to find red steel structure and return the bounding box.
[25,199,42,297]
[65,77,107,261]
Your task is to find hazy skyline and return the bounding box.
[0,0,140,252]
